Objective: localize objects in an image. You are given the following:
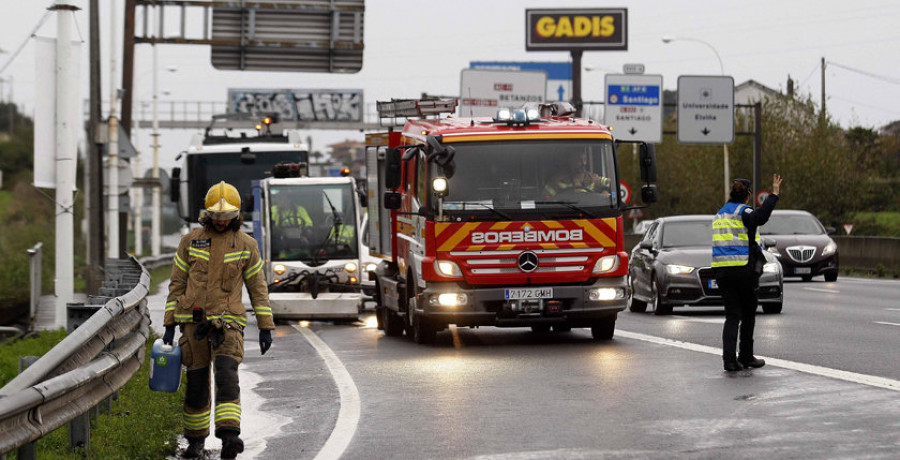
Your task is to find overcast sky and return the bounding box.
[2,0,900,173]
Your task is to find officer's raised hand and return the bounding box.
[259,329,273,355]
[772,173,782,195]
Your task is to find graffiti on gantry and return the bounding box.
[227,88,363,122]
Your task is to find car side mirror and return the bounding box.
[826,226,836,235]
[639,239,653,250]
[169,167,181,203]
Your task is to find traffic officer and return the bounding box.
[712,174,782,372]
[544,152,610,197]
[162,181,275,459]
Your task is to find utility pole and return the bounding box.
[52,0,79,328]
[108,0,120,258]
[151,40,162,256]
[87,0,104,293]
[820,57,826,119]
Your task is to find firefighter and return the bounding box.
[271,191,313,227]
[162,181,275,459]
[712,175,782,372]
[544,152,610,197]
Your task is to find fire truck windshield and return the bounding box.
[435,139,618,218]
[268,184,358,263]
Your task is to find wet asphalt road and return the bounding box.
[159,277,900,459]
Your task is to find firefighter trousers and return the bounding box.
[178,322,245,439]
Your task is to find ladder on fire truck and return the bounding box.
[376,98,458,124]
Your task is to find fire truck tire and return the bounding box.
[590,317,616,341]
[552,325,572,332]
[411,312,436,345]
[382,308,405,337]
[531,325,551,333]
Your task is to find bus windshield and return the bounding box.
[268,183,358,263]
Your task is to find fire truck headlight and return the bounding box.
[273,264,287,275]
[589,288,623,301]
[365,263,377,272]
[432,177,449,197]
[435,260,462,277]
[592,255,619,274]
[344,262,358,273]
[430,293,468,307]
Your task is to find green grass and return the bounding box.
[148,263,173,295]
[848,211,900,237]
[2,331,184,459]
[0,328,67,386]
[0,190,12,213]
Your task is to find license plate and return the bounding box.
[505,288,553,300]
[707,279,718,289]
[794,267,811,274]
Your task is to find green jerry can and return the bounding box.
[149,338,182,392]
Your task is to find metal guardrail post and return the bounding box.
[69,412,91,451]
[16,357,39,460]
[27,243,43,333]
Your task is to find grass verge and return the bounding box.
[148,263,173,295]
[2,330,184,459]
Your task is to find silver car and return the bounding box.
[627,215,784,315]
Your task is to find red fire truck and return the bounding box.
[365,98,657,344]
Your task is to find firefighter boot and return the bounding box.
[220,432,244,459]
[183,436,205,458]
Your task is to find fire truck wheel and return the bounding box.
[382,308,405,337]
[590,317,616,341]
[411,312,437,345]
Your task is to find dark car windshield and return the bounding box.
[662,220,713,248]
[760,214,825,235]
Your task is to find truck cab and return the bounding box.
[252,166,365,321]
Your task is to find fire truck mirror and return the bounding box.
[641,184,658,204]
[169,167,181,203]
[385,148,402,189]
[358,189,368,208]
[639,143,658,183]
[241,147,257,165]
[384,191,401,210]
[243,193,254,213]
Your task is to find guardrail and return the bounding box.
[0,256,151,457]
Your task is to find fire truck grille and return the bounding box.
[451,249,606,275]
[786,246,816,263]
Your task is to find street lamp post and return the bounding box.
[662,36,731,203]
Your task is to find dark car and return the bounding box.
[627,215,784,315]
[759,210,839,282]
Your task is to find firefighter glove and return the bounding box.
[162,325,175,346]
[259,329,273,355]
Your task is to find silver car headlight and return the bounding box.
[821,241,836,256]
[763,262,780,274]
[665,264,695,275]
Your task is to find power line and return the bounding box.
[0,7,53,76]
[827,61,900,86]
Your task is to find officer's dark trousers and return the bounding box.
[715,268,758,362]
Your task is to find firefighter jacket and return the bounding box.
[164,226,274,330]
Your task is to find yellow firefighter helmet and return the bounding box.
[204,181,241,219]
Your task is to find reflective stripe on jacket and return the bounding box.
[164,227,274,330]
[712,202,754,268]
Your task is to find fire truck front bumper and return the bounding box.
[417,277,629,328]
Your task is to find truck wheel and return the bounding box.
[410,306,436,345]
[531,325,551,333]
[552,325,572,332]
[591,317,616,341]
[382,308,405,337]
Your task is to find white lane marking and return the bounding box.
[885,308,900,312]
[803,287,840,293]
[874,321,900,328]
[670,316,722,324]
[616,329,900,392]
[293,325,361,460]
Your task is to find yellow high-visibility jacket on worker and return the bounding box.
[164,227,274,331]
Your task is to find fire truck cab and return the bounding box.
[366,99,658,344]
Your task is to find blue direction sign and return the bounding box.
[604,74,663,143]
